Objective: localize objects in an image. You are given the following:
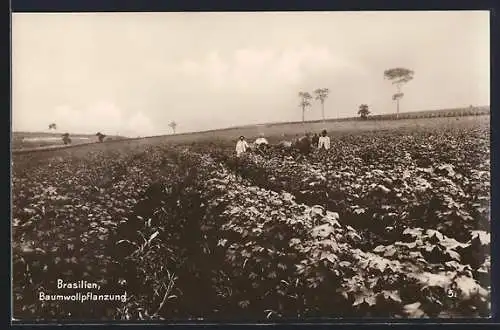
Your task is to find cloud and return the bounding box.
[172,45,361,103]
[50,101,156,136]
[12,12,489,134]
[125,112,157,137]
[121,45,349,132]
[162,45,366,128]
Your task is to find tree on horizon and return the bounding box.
[314,88,330,122]
[61,133,71,145]
[384,67,414,119]
[169,121,177,134]
[358,104,371,120]
[298,91,313,128]
[96,132,106,143]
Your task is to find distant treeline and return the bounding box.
[360,106,490,121]
[12,106,489,155]
[261,106,490,127]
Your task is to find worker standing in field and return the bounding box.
[235,136,249,157]
[318,130,331,150]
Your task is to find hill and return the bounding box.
[11,132,127,150]
[227,105,490,130]
[131,105,490,142]
[11,106,489,155]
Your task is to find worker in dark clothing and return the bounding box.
[312,133,319,148]
[294,133,312,157]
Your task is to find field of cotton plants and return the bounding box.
[12,117,490,321]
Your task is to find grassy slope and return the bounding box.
[12,106,490,154]
[12,132,126,140]
[12,114,490,159]
[11,132,127,150]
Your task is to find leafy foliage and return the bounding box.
[12,121,490,320]
[384,68,415,86]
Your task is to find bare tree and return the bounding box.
[169,121,177,134]
[314,88,329,122]
[384,68,414,119]
[298,92,313,127]
[358,104,371,120]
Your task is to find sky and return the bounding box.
[12,11,490,136]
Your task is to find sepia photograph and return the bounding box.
[11,11,490,322]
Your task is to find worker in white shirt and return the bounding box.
[235,136,249,157]
[318,129,331,150]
